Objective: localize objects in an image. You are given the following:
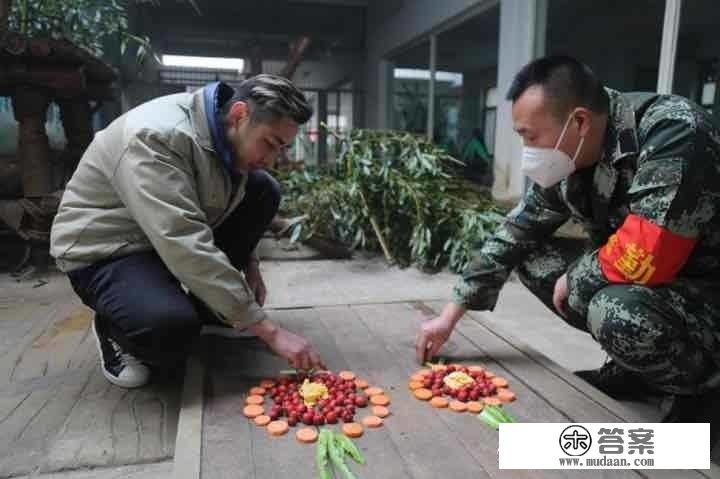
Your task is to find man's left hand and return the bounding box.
[245,261,267,307]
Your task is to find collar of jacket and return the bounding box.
[200,81,237,180]
[603,87,640,164]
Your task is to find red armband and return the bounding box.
[599,214,696,285]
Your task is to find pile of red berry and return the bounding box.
[414,364,507,402]
[266,372,369,427]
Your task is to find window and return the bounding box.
[672,0,719,118]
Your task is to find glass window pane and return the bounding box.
[672,0,719,119]
[484,109,496,155]
[390,40,431,135]
[290,91,318,165]
[485,87,498,108]
[434,5,499,186]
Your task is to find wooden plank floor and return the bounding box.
[200,302,715,479]
[0,275,181,478]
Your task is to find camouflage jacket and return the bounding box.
[453,88,720,316]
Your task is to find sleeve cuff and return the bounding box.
[225,300,267,330]
[451,278,502,312]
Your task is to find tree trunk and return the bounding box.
[279,36,311,80]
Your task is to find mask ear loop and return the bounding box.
[572,135,585,163]
[555,111,585,163]
[554,113,575,150]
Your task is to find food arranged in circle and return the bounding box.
[243,370,391,443]
[409,364,516,413]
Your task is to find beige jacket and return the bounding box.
[50,88,265,328]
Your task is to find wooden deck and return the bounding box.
[0,276,180,478]
[198,301,718,479]
[2,263,717,478]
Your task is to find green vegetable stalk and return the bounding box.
[328,433,357,479]
[315,429,364,479]
[316,430,333,479]
[477,405,517,431]
[335,434,365,464]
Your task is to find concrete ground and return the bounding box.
[0,239,674,478]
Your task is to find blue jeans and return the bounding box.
[67,170,280,366]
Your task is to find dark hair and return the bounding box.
[506,55,609,119]
[222,74,313,125]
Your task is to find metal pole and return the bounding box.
[317,91,328,164]
[427,34,437,141]
[657,0,682,94]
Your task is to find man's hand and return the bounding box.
[245,261,267,307]
[553,273,569,317]
[415,302,465,364]
[248,319,325,370]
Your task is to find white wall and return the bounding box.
[492,0,546,202]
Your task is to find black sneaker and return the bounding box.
[92,317,150,388]
[574,360,656,400]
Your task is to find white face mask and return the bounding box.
[520,113,585,188]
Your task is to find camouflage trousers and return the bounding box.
[516,237,720,395]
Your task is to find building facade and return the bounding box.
[363,0,719,202]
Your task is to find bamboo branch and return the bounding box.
[358,189,393,264]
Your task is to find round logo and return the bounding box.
[559,425,592,456]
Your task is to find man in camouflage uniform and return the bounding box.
[416,56,720,434]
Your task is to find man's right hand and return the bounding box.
[415,302,466,364]
[249,319,325,371]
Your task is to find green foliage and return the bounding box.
[279,129,505,273]
[9,0,155,63]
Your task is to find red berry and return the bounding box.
[302,412,314,425]
[457,391,469,402]
[431,387,443,397]
[326,411,338,424]
[354,396,367,407]
[313,416,325,426]
[287,416,298,426]
[422,378,433,388]
[446,365,456,372]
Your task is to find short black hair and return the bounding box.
[221,74,313,125]
[506,55,609,119]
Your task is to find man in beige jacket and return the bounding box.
[50,75,324,388]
